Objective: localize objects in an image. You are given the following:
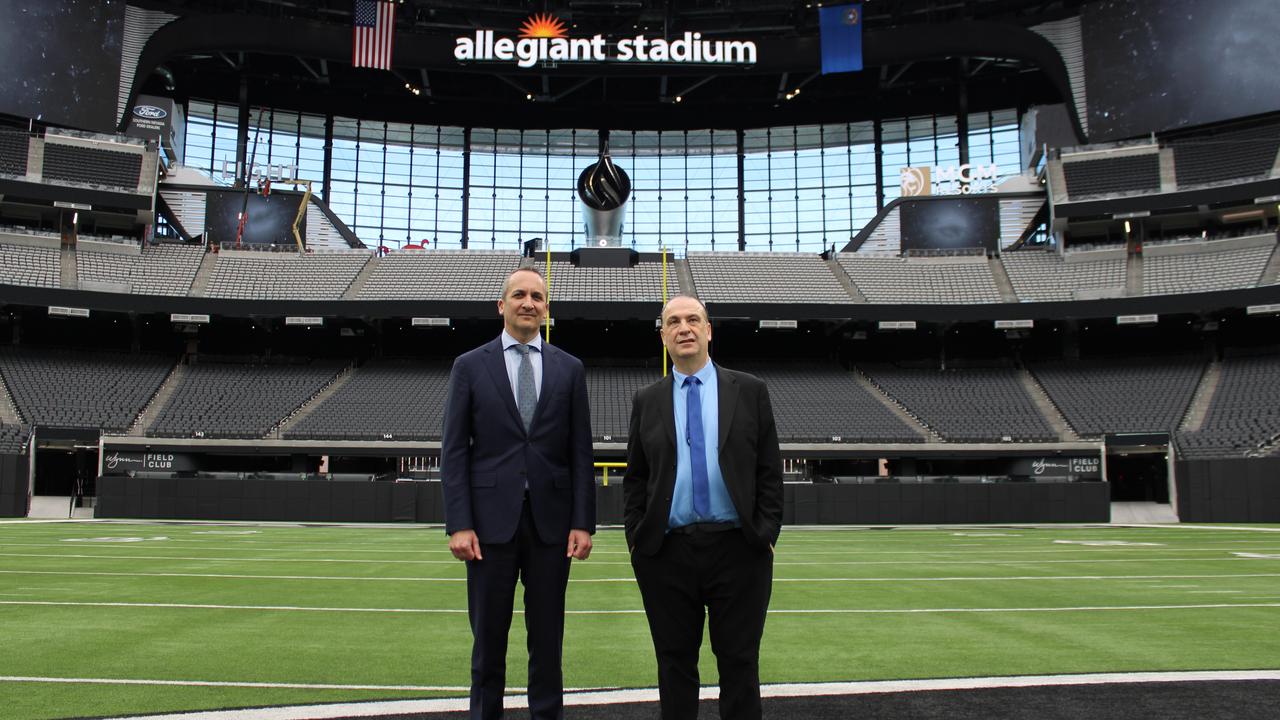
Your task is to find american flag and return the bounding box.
[352,0,395,70]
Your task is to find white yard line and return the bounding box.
[1,569,1277,584]
[3,599,1279,615]
[16,670,1276,720]
[1,551,1275,567]
[0,676,471,692]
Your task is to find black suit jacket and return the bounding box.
[622,364,784,556]
[441,336,596,545]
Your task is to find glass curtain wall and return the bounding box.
[184,101,1022,253]
[744,122,877,252]
[183,101,325,189]
[468,128,594,251]
[329,119,465,249]
[612,130,738,253]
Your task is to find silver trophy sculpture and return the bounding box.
[577,143,631,248]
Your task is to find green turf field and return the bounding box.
[1,520,1278,719]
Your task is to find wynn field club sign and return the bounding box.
[454,13,759,68]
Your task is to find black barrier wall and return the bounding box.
[0,454,31,518]
[97,477,1110,524]
[1175,458,1280,522]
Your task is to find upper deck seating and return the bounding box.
[357,250,521,300]
[688,252,851,304]
[838,254,1002,304]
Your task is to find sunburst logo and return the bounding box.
[519,13,568,39]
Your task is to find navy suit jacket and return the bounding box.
[622,365,783,556]
[442,336,596,545]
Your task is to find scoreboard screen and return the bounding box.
[900,198,999,253]
[204,190,308,247]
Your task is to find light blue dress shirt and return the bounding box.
[668,360,740,529]
[500,330,542,403]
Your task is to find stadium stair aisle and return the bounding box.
[1260,243,1280,286]
[1179,361,1222,433]
[675,259,697,300]
[852,368,936,440]
[1017,368,1080,441]
[128,360,187,437]
[1126,251,1143,295]
[274,364,358,436]
[987,256,1019,303]
[1158,146,1178,192]
[0,371,21,425]
[827,257,868,302]
[187,252,218,297]
[1253,433,1280,458]
[60,244,77,289]
[342,258,381,299]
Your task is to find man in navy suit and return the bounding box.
[442,267,596,720]
[624,295,783,720]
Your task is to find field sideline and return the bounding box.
[1,520,1278,719]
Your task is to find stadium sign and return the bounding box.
[454,14,758,68]
[217,159,299,183]
[102,451,197,474]
[1008,456,1102,479]
[900,164,1000,196]
[132,105,168,120]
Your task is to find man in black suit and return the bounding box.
[442,267,596,720]
[623,294,784,720]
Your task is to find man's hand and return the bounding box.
[566,529,593,560]
[449,529,483,561]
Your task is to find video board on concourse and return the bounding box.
[899,198,999,253]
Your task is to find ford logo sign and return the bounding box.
[133,105,168,120]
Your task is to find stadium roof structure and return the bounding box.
[127,0,1086,135]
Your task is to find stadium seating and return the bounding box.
[1001,248,1127,302]
[77,243,205,296]
[0,424,30,454]
[357,250,521,300]
[282,359,451,440]
[203,250,371,300]
[149,358,347,438]
[0,131,29,176]
[0,241,61,288]
[688,252,852,304]
[837,254,1002,304]
[1172,122,1280,188]
[1031,356,1205,437]
[41,142,143,191]
[859,364,1058,442]
[1061,153,1161,198]
[1178,353,1280,458]
[585,366,660,440]
[0,347,174,432]
[731,360,926,443]
[531,259,680,302]
[1143,241,1274,296]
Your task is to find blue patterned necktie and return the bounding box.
[684,376,711,517]
[514,344,536,432]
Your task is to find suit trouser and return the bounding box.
[467,497,572,720]
[631,527,774,720]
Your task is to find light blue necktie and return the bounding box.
[514,344,536,432]
[684,376,710,517]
